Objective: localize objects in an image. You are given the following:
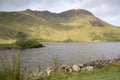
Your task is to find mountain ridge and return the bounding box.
[0,9,120,42]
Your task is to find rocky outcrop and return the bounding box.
[59,65,72,73]
[22,58,120,80]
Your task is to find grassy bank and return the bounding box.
[41,62,120,80]
[0,54,120,80]
[0,39,16,44]
[0,54,20,80]
[0,39,44,49]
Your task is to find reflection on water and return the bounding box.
[0,42,120,69]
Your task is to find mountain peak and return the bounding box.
[0,9,120,42]
[59,9,93,18]
[62,9,93,15]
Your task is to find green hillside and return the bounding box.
[0,9,120,42]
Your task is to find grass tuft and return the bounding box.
[0,54,20,80]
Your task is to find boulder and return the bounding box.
[72,65,80,72]
[60,65,72,72]
[81,66,93,71]
[78,64,84,68]
[86,66,94,71]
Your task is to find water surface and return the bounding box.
[0,42,120,69]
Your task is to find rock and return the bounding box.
[59,65,68,71]
[86,66,94,71]
[72,65,80,72]
[89,60,103,68]
[78,64,84,68]
[65,66,73,73]
[112,59,120,63]
[32,58,120,76]
[47,70,52,76]
[81,67,87,71]
[45,67,54,75]
[81,66,93,71]
[60,65,72,72]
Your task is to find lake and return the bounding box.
[0,42,120,69]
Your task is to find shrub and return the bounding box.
[63,38,72,42]
[16,39,44,49]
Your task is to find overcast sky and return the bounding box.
[0,0,120,26]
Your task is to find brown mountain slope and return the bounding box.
[0,9,120,42]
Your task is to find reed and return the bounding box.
[0,54,20,80]
[52,55,62,68]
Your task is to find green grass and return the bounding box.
[0,53,120,80]
[0,44,20,49]
[0,54,20,80]
[93,33,120,42]
[0,39,44,49]
[41,61,120,80]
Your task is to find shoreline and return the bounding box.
[21,58,120,80]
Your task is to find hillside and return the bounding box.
[0,9,120,42]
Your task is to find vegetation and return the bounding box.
[93,33,120,42]
[0,43,20,49]
[0,53,120,80]
[16,32,28,40]
[63,38,73,42]
[52,55,62,68]
[41,61,120,80]
[0,9,120,42]
[16,39,44,49]
[0,39,44,49]
[0,54,20,80]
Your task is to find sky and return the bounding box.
[0,0,120,26]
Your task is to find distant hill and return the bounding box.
[0,9,120,42]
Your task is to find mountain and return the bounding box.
[0,9,120,42]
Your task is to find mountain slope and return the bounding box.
[0,9,120,42]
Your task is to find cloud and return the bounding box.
[79,0,120,26]
[0,0,120,26]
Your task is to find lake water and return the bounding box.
[0,42,120,69]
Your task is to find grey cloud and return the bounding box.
[79,0,120,26]
[0,0,29,11]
